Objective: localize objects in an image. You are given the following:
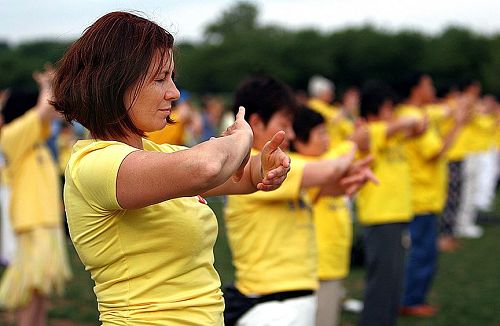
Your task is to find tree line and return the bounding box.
[2,2,500,97]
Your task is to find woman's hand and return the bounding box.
[258,130,290,191]
[33,64,60,122]
[219,106,253,183]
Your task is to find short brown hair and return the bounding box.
[51,11,174,139]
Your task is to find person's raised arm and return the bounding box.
[116,107,253,209]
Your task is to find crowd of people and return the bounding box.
[0,11,499,326]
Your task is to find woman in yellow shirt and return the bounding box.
[50,12,291,325]
[0,75,72,324]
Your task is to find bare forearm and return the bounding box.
[202,154,261,196]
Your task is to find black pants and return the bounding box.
[359,223,407,326]
[441,160,463,235]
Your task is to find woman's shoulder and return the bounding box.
[142,138,189,153]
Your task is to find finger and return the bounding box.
[352,155,374,170]
[363,168,379,185]
[263,166,289,182]
[340,173,365,187]
[235,106,246,121]
[265,131,286,153]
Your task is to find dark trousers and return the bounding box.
[403,214,438,306]
[359,223,407,326]
[441,160,463,235]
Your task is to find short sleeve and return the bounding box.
[68,143,138,211]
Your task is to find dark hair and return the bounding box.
[2,89,39,125]
[51,11,174,139]
[394,71,427,100]
[360,81,396,118]
[233,75,298,125]
[436,82,458,99]
[457,76,480,92]
[293,106,325,143]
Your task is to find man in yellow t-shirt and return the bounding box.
[292,107,355,326]
[307,75,354,148]
[396,73,469,318]
[455,91,497,239]
[349,81,426,326]
[224,76,374,326]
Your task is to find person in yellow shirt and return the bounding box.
[0,73,72,325]
[224,76,375,326]
[146,90,202,146]
[50,12,293,326]
[455,90,497,239]
[396,73,469,318]
[349,81,427,326]
[307,75,354,147]
[292,107,356,326]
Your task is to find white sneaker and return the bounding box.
[455,225,484,239]
[342,298,363,313]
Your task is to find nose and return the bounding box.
[165,81,180,102]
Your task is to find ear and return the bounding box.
[249,113,265,132]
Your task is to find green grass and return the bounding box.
[1,195,499,325]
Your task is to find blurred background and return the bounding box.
[1,1,500,325]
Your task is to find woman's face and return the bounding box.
[124,50,180,133]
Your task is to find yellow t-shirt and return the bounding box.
[443,99,470,161]
[224,151,317,295]
[0,109,61,232]
[146,111,185,145]
[64,139,223,325]
[355,121,412,225]
[471,113,496,152]
[397,105,447,214]
[304,142,354,280]
[307,98,354,146]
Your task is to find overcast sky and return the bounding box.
[2,0,500,44]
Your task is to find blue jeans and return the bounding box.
[403,214,438,306]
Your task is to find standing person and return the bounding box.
[350,81,425,326]
[0,89,16,266]
[146,90,201,145]
[51,12,291,325]
[199,95,225,142]
[224,76,374,326]
[292,107,357,326]
[455,91,496,239]
[0,71,72,326]
[396,73,469,317]
[307,75,354,147]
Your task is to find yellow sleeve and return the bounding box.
[0,109,49,166]
[248,155,307,201]
[324,140,355,159]
[69,144,138,210]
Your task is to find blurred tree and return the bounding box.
[1,2,499,98]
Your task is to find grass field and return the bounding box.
[1,195,499,325]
